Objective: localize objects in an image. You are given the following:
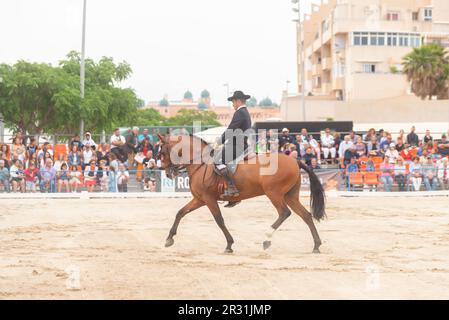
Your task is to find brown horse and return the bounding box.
[158,133,326,253]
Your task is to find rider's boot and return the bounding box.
[219,167,240,198]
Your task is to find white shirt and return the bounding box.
[83,150,93,164]
[83,138,97,148]
[110,135,125,149]
[321,134,335,148]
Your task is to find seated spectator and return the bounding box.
[419,149,429,164]
[10,160,25,193]
[82,144,94,170]
[308,135,321,163]
[279,128,294,151]
[303,146,316,167]
[395,137,406,152]
[26,152,38,170]
[363,128,376,143]
[437,134,449,158]
[68,145,82,167]
[310,158,321,171]
[437,157,448,190]
[54,153,66,172]
[367,137,380,156]
[378,129,387,144]
[117,163,130,192]
[285,144,298,159]
[347,130,360,144]
[409,156,422,191]
[320,128,336,162]
[299,128,309,143]
[0,159,11,192]
[339,135,354,160]
[84,160,98,192]
[423,130,433,144]
[347,157,359,173]
[82,132,97,149]
[379,156,394,192]
[57,163,70,193]
[394,157,407,192]
[69,164,82,193]
[40,159,56,193]
[379,133,393,154]
[138,128,152,144]
[385,143,399,164]
[37,142,54,158]
[95,143,110,166]
[333,132,342,158]
[24,162,39,193]
[422,156,438,191]
[138,137,154,158]
[343,145,359,166]
[400,144,414,163]
[365,155,375,172]
[354,137,366,157]
[97,160,109,192]
[144,177,157,192]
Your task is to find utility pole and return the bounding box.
[80,0,87,137]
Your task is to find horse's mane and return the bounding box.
[189,134,211,148]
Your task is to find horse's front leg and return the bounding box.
[165,197,204,247]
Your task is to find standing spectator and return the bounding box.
[385,143,399,164]
[423,130,433,144]
[116,163,130,192]
[125,127,140,171]
[108,154,119,192]
[279,128,294,151]
[10,160,25,193]
[68,145,81,167]
[321,128,336,162]
[437,134,449,158]
[338,135,354,159]
[24,162,39,193]
[0,160,11,192]
[422,157,438,191]
[84,160,98,193]
[110,128,127,163]
[394,157,407,192]
[40,159,56,193]
[82,144,93,170]
[406,126,419,147]
[57,163,70,193]
[398,129,405,142]
[409,156,422,191]
[69,164,82,193]
[70,134,83,151]
[82,132,97,149]
[26,137,39,163]
[138,128,152,143]
[380,156,394,192]
[437,157,448,190]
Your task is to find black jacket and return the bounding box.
[220,107,252,145]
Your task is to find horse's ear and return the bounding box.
[157,133,165,143]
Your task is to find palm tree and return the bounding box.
[402,44,449,100]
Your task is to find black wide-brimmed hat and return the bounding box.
[227,90,251,101]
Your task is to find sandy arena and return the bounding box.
[1,196,449,299]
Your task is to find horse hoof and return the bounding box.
[263,241,271,250]
[165,239,174,248]
[224,248,233,254]
[312,248,320,254]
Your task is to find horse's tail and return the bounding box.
[297,161,326,221]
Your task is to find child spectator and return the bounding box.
[24,162,39,193]
[365,155,375,172]
[0,159,11,192]
[57,163,70,193]
[117,163,129,192]
[54,153,66,172]
[303,147,316,167]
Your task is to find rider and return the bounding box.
[215,91,252,197]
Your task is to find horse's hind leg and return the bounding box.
[165,197,204,247]
[285,186,322,253]
[263,192,292,250]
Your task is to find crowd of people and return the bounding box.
[266,126,449,192]
[1,126,449,193]
[0,128,162,193]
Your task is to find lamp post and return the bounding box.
[292,0,306,121]
[80,0,87,137]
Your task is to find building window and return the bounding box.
[386,12,400,21]
[354,32,361,45]
[387,33,398,46]
[361,32,368,45]
[424,8,432,21]
[370,32,386,46]
[398,33,409,46]
[412,12,419,21]
[362,64,376,74]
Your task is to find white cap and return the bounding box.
[282,128,289,132]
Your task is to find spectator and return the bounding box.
[293,135,306,158]
[398,129,405,142]
[303,146,316,167]
[299,128,309,143]
[57,163,70,193]
[365,155,375,172]
[117,163,130,192]
[37,142,53,158]
[400,144,413,163]
[395,137,406,152]
[354,137,366,157]
[406,126,419,147]
[69,164,82,193]
[138,128,152,143]
[26,137,38,162]
[437,157,448,190]
[379,130,388,145]
[385,143,399,164]
[339,135,354,159]
[82,132,97,149]
[409,156,422,191]
[97,160,109,192]
[346,157,359,188]
[308,135,320,163]
[70,134,83,151]
[125,127,140,171]
[82,144,94,170]
[363,128,376,143]
[10,160,25,193]
[279,128,294,151]
[367,137,380,156]
[379,132,393,154]
[11,137,26,163]
[380,156,394,192]
[321,128,336,162]
[40,159,56,193]
[1,144,11,168]
[96,144,110,165]
[347,130,360,144]
[138,137,154,158]
[423,130,433,144]
[287,144,298,159]
[422,156,438,191]
[437,134,449,158]
[310,158,321,171]
[24,162,39,193]
[394,157,407,192]
[84,160,98,193]
[53,153,66,172]
[110,128,127,163]
[0,159,11,192]
[343,145,359,166]
[26,152,38,171]
[68,145,82,167]
[333,132,342,157]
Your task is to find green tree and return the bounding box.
[134,108,166,126]
[164,109,220,126]
[402,44,449,100]
[259,97,273,107]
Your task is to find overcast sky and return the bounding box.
[0,0,314,106]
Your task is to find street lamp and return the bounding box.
[291,0,306,121]
[80,0,87,137]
